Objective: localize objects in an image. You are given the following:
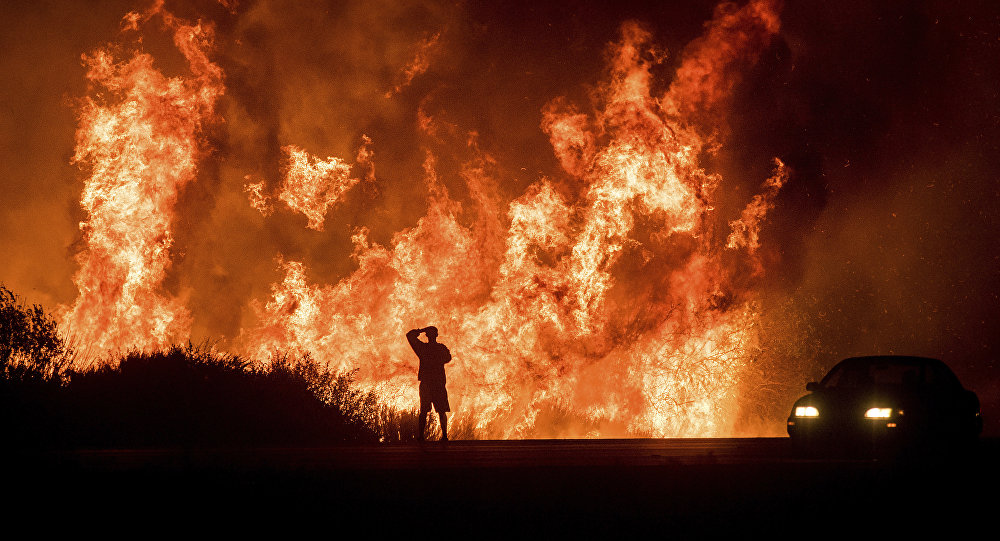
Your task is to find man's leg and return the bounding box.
[439,412,448,441]
[418,381,429,442]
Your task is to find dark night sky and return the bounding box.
[2,0,999,433]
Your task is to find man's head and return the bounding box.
[425,326,438,340]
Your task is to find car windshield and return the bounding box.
[821,360,923,389]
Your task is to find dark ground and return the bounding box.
[7,438,997,536]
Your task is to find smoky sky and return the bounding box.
[2,0,999,431]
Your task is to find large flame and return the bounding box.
[242,0,784,437]
[60,1,223,356]
[62,0,789,437]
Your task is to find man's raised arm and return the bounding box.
[406,328,423,351]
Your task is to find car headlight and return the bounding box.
[864,407,892,419]
[795,406,819,417]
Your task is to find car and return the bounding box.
[787,355,982,451]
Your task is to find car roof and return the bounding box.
[825,356,963,387]
[839,355,941,366]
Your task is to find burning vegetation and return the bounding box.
[16,0,921,439]
[57,0,797,438]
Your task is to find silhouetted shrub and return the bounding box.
[1,284,71,383]
[1,284,431,448]
[62,345,384,447]
[2,285,74,447]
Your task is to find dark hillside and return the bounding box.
[2,284,419,448]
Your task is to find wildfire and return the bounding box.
[61,0,789,437]
[60,1,223,357]
[242,0,785,437]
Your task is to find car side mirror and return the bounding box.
[805,382,819,392]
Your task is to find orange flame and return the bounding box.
[60,0,788,437]
[60,3,223,357]
[241,1,784,437]
[727,158,789,255]
[245,137,373,230]
[278,144,362,231]
[387,32,442,98]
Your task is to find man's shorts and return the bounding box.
[419,381,450,413]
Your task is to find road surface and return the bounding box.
[9,438,996,535]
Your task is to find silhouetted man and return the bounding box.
[407,326,451,441]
